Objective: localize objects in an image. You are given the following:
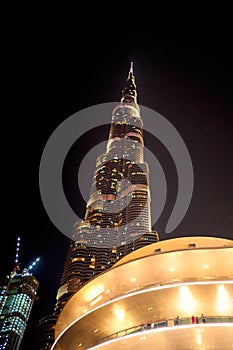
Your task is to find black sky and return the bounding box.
[1,11,233,348]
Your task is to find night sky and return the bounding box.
[1,12,233,348]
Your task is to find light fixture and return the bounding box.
[86,285,104,302]
[203,264,209,269]
[114,308,125,321]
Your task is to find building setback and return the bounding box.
[54,63,159,315]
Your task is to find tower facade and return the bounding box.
[54,64,159,315]
[0,270,39,350]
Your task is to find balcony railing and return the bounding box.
[93,316,233,348]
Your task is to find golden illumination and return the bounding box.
[114,307,125,321]
[203,264,209,269]
[216,284,231,313]
[86,285,104,302]
[72,257,85,262]
[179,285,196,313]
[196,332,202,345]
[90,294,103,307]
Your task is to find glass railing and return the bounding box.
[96,316,233,346]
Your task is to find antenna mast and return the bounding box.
[27,257,41,273]
[14,236,21,271]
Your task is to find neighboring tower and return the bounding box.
[0,237,40,350]
[54,63,159,315]
[32,315,58,350]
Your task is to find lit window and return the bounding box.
[72,257,85,262]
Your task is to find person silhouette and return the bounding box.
[174,316,180,325]
[201,314,206,323]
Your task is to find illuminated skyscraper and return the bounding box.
[54,63,159,315]
[0,238,40,350]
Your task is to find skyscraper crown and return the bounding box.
[121,62,137,103]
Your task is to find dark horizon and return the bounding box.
[1,13,233,349]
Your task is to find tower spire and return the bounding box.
[129,61,133,75]
[121,62,137,104]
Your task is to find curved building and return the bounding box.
[52,236,233,349]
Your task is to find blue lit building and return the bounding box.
[0,239,40,350]
[0,271,39,350]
